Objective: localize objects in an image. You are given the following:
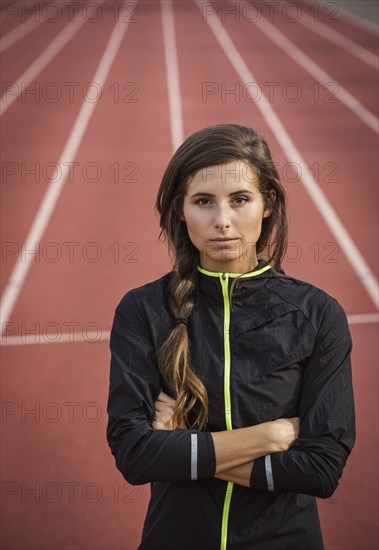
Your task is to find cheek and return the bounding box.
[240,207,265,231]
[186,224,202,245]
[185,210,206,232]
[183,213,202,243]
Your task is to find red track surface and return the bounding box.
[1,1,378,549]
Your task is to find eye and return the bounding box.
[194,196,249,205]
[194,198,211,205]
[233,196,249,204]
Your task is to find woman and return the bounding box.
[106,124,356,550]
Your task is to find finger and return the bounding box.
[155,397,175,408]
[155,406,175,421]
[155,403,175,415]
[156,412,170,423]
[158,391,176,405]
[156,389,169,400]
[155,390,168,403]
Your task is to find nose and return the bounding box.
[214,204,231,230]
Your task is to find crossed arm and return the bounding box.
[152,390,299,487]
[107,296,355,496]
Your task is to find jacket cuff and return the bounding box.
[197,431,217,479]
[250,455,275,491]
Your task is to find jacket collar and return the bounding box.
[195,259,285,308]
[196,258,278,279]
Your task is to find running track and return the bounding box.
[1,1,378,548]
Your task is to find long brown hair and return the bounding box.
[155,124,288,430]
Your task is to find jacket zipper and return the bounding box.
[220,273,233,550]
[196,263,273,548]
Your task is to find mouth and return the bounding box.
[210,238,238,247]
[210,238,237,242]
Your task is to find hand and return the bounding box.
[152,390,187,430]
[271,417,300,452]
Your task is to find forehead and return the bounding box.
[186,161,260,192]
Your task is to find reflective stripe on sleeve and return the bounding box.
[191,434,198,480]
[265,455,274,491]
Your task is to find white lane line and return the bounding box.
[161,0,184,151]
[1,313,378,345]
[298,8,378,70]
[304,0,379,36]
[0,0,136,332]
[1,331,112,346]
[230,0,378,134]
[0,0,104,116]
[0,1,69,54]
[347,313,379,324]
[195,1,379,310]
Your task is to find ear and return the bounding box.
[263,208,272,218]
[263,189,276,218]
[175,202,185,222]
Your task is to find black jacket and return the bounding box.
[106,259,356,550]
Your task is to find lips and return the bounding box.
[210,238,238,247]
[210,238,237,242]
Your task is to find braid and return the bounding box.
[155,259,209,430]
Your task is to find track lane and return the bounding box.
[0,1,77,54]
[0,8,115,296]
[0,12,71,95]
[2,1,174,333]
[296,4,378,69]
[0,2,107,116]
[0,0,50,35]
[0,3,84,94]
[232,0,379,127]
[301,0,379,52]
[262,2,379,117]
[1,339,144,550]
[0,0,134,329]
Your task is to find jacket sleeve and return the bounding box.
[106,291,216,485]
[250,296,356,498]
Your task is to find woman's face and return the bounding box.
[181,160,272,273]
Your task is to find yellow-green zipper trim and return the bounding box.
[197,264,272,278]
[197,263,273,550]
[220,272,233,550]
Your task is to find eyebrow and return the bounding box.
[190,189,254,198]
